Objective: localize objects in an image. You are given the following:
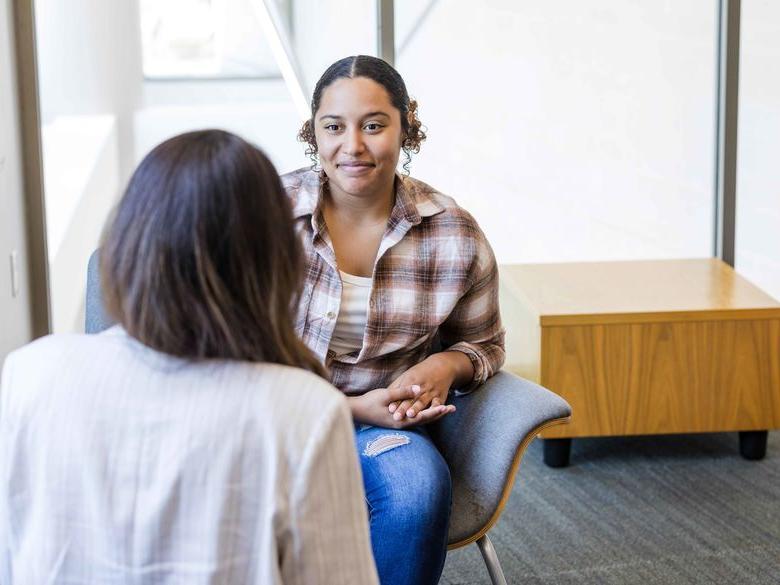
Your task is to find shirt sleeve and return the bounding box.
[281,396,379,585]
[439,227,505,393]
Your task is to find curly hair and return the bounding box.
[297,55,426,175]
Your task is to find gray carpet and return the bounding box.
[441,431,780,584]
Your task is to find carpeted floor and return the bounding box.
[441,431,780,584]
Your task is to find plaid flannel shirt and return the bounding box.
[282,168,505,395]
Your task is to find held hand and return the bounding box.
[351,385,455,429]
[387,353,457,421]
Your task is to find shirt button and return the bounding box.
[326,311,336,320]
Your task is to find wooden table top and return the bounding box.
[499,258,780,326]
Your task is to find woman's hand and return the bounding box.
[387,352,472,421]
[348,385,456,429]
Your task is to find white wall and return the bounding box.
[396,0,718,264]
[135,99,303,175]
[0,0,34,363]
[736,0,780,300]
[136,78,304,174]
[35,0,143,182]
[291,0,376,97]
[43,116,119,332]
[34,0,144,332]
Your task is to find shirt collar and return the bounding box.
[291,171,445,226]
[291,170,322,220]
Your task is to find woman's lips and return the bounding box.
[338,162,374,175]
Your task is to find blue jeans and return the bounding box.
[354,424,452,585]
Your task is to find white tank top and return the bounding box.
[329,271,373,356]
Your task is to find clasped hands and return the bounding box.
[350,353,460,429]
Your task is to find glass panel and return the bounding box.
[139,0,288,78]
[735,0,780,300]
[34,0,145,332]
[33,0,375,332]
[395,0,719,263]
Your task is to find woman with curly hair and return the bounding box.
[285,55,505,585]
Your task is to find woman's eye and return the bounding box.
[325,124,340,132]
[364,123,383,132]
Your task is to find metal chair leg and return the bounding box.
[476,533,508,585]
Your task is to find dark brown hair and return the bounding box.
[297,55,426,173]
[100,129,324,375]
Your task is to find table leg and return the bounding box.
[739,431,768,461]
[543,438,572,468]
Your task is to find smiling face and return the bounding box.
[313,76,403,200]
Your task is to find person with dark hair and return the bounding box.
[0,130,382,584]
[287,56,505,585]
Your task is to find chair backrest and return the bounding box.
[430,372,571,547]
[85,250,116,334]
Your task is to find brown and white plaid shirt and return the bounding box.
[282,168,505,395]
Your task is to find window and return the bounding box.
[735,0,780,299]
[140,0,286,78]
[395,1,719,263]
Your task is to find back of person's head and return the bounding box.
[101,129,324,375]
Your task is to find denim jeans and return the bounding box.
[354,424,452,585]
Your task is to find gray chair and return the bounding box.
[433,375,570,584]
[85,250,571,585]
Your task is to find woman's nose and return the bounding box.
[343,128,365,155]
